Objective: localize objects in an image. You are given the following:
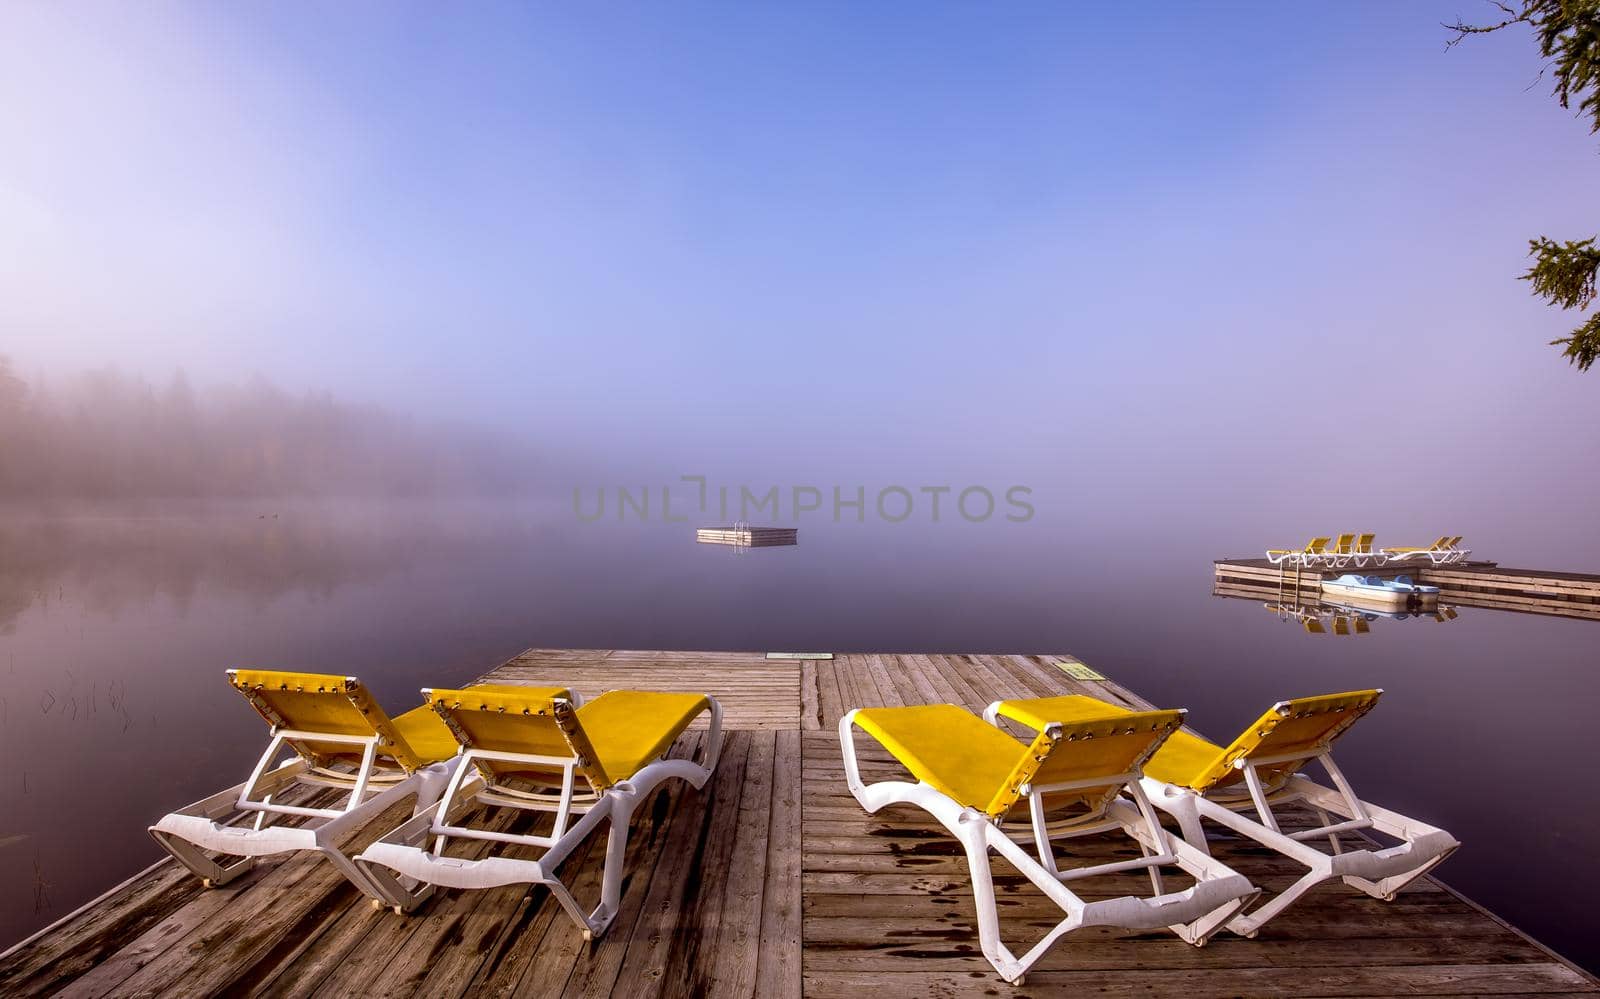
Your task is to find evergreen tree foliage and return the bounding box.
[1449,1,1600,370]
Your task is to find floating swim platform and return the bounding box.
[695,525,798,547]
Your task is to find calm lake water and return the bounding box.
[1,502,1596,970]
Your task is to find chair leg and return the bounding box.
[956,811,1092,985]
[1342,843,1459,901]
[1156,833,1261,945]
[320,844,413,911]
[957,814,1024,982]
[1145,784,1211,856]
[353,807,447,914]
[1226,865,1329,937]
[573,794,636,940]
[148,829,255,887]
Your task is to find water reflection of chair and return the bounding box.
[1261,595,1455,633]
[1262,601,1331,634]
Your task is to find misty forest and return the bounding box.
[0,358,533,500]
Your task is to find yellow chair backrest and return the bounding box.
[1355,533,1375,553]
[1429,536,1451,550]
[229,669,423,773]
[1306,536,1332,553]
[1332,616,1350,636]
[1187,690,1381,794]
[1301,618,1326,634]
[984,708,1185,821]
[1330,533,1355,554]
[426,686,603,789]
[1445,535,1463,549]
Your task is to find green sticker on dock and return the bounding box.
[1056,660,1106,681]
[765,652,834,660]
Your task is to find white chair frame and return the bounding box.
[1143,745,1460,936]
[1266,549,1328,568]
[149,726,460,909]
[1383,544,1468,566]
[1349,546,1386,569]
[356,696,723,939]
[841,709,1257,985]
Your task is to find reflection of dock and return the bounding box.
[1216,585,1461,633]
[695,525,798,547]
[1215,557,1600,622]
[4,648,1595,995]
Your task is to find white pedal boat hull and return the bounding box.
[1319,579,1410,607]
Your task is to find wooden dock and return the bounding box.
[695,526,799,547]
[3,649,1595,997]
[1215,557,1600,622]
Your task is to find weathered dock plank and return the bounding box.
[1,648,1593,997]
[486,649,801,731]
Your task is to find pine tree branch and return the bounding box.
[1449,3,1600,372]
[1444,2,1528,49]
[1552,312,1600,370]
[1522,236,1600,309]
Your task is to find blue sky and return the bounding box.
[3,2,1598,557]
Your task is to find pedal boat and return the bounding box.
[1382,574,1440,605]
[1319,574,1434,608]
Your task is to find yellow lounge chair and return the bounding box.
[986,691,1458,938]
[839,703,1257,984]
[1325,533,1358,568]
[1350,533,1383,568]
[149,670,488,908]
[1441,535,1471,564]
[1266,536,1332,567]
[356,685,722,938]
[1381,536,1454,565]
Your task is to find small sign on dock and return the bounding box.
[1056,660,1106,681]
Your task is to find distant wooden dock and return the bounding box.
[3,648,1595,997]
[1215,557,1600,621]
[696,525,799,547]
